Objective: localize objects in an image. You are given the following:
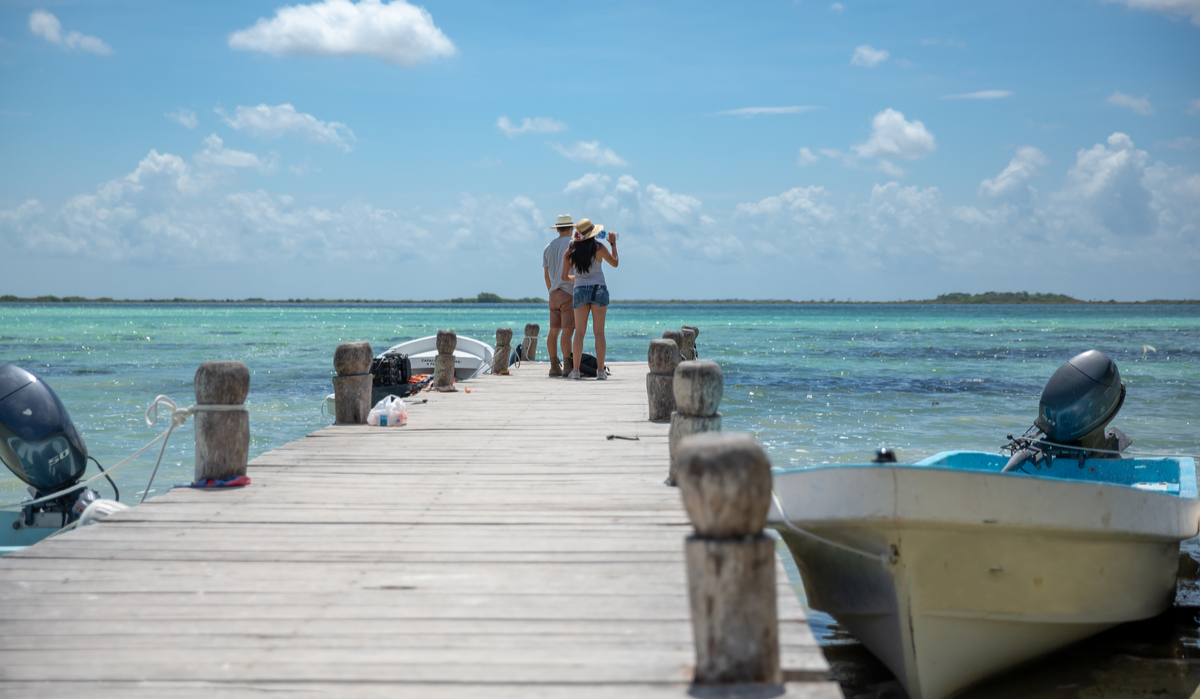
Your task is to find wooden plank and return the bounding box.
[0,361,834,697]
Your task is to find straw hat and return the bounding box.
[552,214,574,229]
[574,218,603,240]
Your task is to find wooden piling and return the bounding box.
[668,360,723,485]
[193,361,250,482]
[522,323,540,362]
[493,327,513,374]
[676,431,780,686]
[432,330,457,389]
[646,339,681,422]
[332,342,373,425]
[679,328,697,361]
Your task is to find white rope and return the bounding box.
[0,395,245,511]
[771,490,897,568]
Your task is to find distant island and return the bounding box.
[2,292,1197,305]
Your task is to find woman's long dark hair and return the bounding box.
[568,237,599,275]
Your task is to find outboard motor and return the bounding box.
[0,365,101,528]
[1003,350,1131,473]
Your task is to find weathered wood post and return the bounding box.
[668,361,723,486]
[521,323,540,362]
[683,325,700,359]
[663,329,683,350]
[433,330,457,390]
[333,342,373,425]
[680,327,697,361]
[493,327,513,374]
[676,432,781,686]
[646,339,681,421]
[194,361,250,482]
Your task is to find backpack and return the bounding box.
[579,353,610,378]
[370,353,412,389]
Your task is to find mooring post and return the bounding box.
[677,432,781,685]
[676,431,781,686]
[682,325,700,354]
[662,329,683,350]
[333,342,373,424]
[646,338,681,421]
[679,327,697,361]
[193,361,250,482]
[493,327,513,374]
[432,330,457,389]
[668,360,723,485]
[522,323,540,362]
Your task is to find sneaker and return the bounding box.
[567,370,581,380]
[549,356,563,377]
[596,370,607,380]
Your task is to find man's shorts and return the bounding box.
[549,288,575,330]
[573,284,610,309]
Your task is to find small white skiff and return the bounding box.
[381,334,494,382]
[769,450,1199,698]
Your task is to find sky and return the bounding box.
[0,0,1198,302]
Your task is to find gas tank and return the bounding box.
[0,365,88,492]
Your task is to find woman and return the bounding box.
[561,218,619,380]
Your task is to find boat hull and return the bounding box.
[770,453,1198,698]
[382,335,495,382]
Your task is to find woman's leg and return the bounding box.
[572,305,590,372]
[592,305,608,371]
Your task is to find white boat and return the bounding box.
[770,450,1199,698]
[380,334,495,382]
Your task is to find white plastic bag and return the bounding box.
[367,395,408,427]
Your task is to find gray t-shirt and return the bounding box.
[543,236,573,294]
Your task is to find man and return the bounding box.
[543,215,576,377]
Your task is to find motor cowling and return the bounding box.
[0,365,88,492]
[1034,350,1125,444]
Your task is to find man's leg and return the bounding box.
[547,328,560,361]
[561,328,573,365]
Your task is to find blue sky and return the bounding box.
[1,0,1198,301]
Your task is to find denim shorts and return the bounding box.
[573,284,610,309]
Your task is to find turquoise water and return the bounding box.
[3,302,1199,694]
[2,301,1197,505]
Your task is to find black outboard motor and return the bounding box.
[1003,350,1131,473]
[0,365,100,527]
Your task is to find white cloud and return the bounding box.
[1187,98,1200,115]
[561,173,735,261]
[1101,0,1200,26]
[1051,132,1152,236]
[227,0,455,67]
[550,141,628,167]
[165,108,198,129]
[736,186,836,227]
[195,134,272,171]
[1106,91,1155,116]
[495,116,567,138]
[850,45,888,67]
[797,147,819,167]
[217,104,355,151]
[28,10,112,55]
[1163,136,1200,150]
[830,3,845,12]
[715,106,822,117]
[979,146,1049,199]
[922,38,966,48]
[852,108,936,161]
[940,90,1013,100]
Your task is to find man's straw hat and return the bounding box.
[552,214,574,229]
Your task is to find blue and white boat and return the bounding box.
[769,350,1199,698]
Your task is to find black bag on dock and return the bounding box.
[579,353,602,378]
[371,353,412,386]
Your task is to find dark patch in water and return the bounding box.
[70,368,115,375]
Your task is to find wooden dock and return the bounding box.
[0,361,837,698]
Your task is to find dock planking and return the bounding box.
[0,361,837,698]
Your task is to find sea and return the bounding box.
[2,301,1199,696]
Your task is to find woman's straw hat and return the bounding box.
[574,218,603,240]
[552,214,574,229]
